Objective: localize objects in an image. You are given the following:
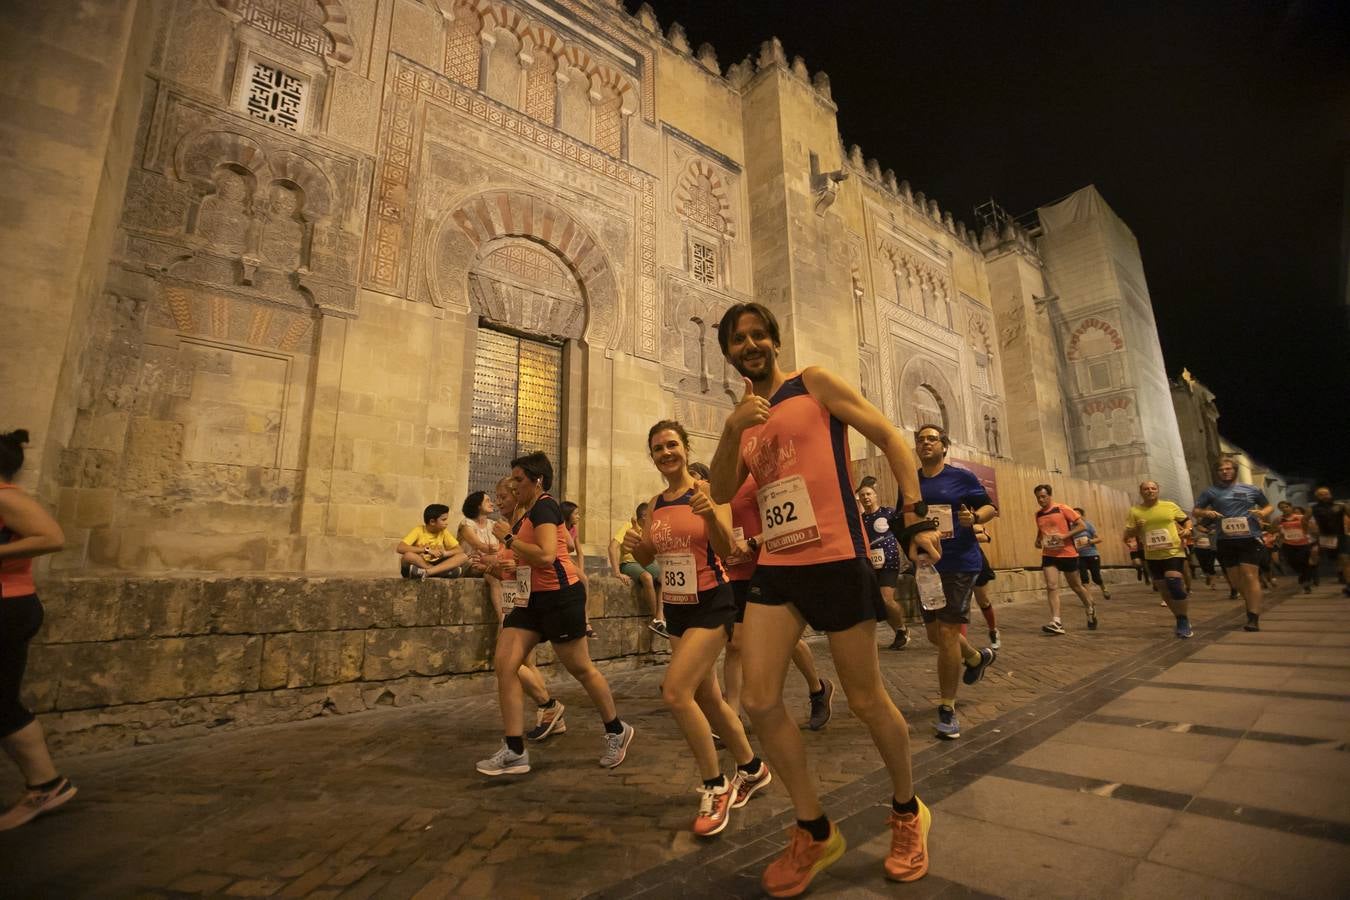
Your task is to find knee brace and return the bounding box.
[1165,576,1188,601]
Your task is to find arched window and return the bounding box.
[914,384,947,432]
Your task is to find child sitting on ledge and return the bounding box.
[398,504,472,578]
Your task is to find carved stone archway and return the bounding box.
[898,356,963,443]
[428,190,621,348]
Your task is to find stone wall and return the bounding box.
[26,574,663,754]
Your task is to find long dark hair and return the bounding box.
[0,429,29,481]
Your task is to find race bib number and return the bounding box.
[515,566,532,600]
[503,580,526,609]
[757,476,820,553]
[1221,517,1251,538]
[928,504,954,540]
[1281,527,1306,543]
[1145,529,1176,551]
[1319,535,1338,550]
[657,552,698,604]
[1074,534,1091,549]
[1043,533,1065,550]
[869,548,886,569]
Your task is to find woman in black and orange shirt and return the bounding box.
[475,451,633,777]
[0,429,76,831]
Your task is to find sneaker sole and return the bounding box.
[476,762,531,776]
[526,719,566,741]
[934,728,961,740]
[732,769,773,809]
[0,783,79,831]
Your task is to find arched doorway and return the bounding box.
[465,238,585,494]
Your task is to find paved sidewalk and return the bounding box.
[3,579,1346,898]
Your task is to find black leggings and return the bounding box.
[1,594,43,738]
[1193,548,1217,576]
[1078,556,1104,587]
[1281,545,1316,586]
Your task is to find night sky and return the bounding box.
[628,1,1350,487]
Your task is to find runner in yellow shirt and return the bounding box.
[1123,481,1193,638]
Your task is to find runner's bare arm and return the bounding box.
[0,489,64,560]
[709,378,760,503]
[801,366,940,560]
[511,522,556,567]
[623,494,660,567]
[690,482,735,560]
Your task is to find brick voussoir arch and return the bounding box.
[430,190,622,349]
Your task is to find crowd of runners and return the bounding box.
[2,300,1347,897]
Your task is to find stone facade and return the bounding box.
[3,1,1195,746]
[4,0,1194,577]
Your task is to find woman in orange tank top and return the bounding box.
[475,452,633,778]
[625,421,771,837]
[0,429,76,831]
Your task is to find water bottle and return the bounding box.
[915,557,945,611]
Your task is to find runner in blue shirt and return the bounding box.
[909,424,998,740]
[1071,508,1110,602]
[1193,457,1273,631]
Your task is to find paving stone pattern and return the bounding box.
[1,580,1338,897]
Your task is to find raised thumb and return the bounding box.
[741,376,754,400]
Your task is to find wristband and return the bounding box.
[503,533,514,548]
[897,519,939,554]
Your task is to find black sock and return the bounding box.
[603,717,624,735]
[29,775,63,792]
[538,698,557,710]
[797,814,831,841]
[810,681,826,698]
[505,735,525,754]
[892,795,918,816]
[703,774,727,790]
[737,756,762,774]
[1247,611,1259,624]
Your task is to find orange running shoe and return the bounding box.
[761,821,846,898]
[884,797,931,882]
[692,779,735,837]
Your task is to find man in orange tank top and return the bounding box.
[709,303,942,896]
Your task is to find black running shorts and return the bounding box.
[747,557,885,633]
[502,582,588,644]
[1145,557,1186,580]
[1215,539,1262,569]
[1041,556,1080,574]
[664,583,738,637]
[875,568,900,590]
[920,571,977,626]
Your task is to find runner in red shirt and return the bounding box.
[1032,484,1096,634]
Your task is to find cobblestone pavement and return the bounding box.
[1,578,1331,897]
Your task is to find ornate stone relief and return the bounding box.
[1065,316,1125,360]
[429,190,621,348]
[896,353,963,443]
[121,90,363,316]
[213,0,356,68]
[660,271,741,404]
[372,57,656,356]
[673,158,734,237]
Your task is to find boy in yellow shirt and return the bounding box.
[398,504,472,578]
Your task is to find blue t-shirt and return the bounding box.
[1075,522,1101,557]
[909,465,996,574]
[1194,482,1269,543]
[862,507,902,570]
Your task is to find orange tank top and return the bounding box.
[724,476,761,583]
[650,487,727,600]
[510,494,578,593]
[739,373,866,566]
[0,484,37,599]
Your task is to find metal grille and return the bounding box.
[245,60,306,132]
[467,329,563,494]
